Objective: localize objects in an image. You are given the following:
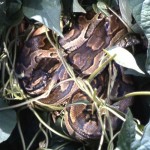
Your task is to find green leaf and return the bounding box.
[6,0,22,17]
[0,99,17,143]
[131,122,150,149]
[22,0,63,37]
[127,0,144,25]
[127,0,150,73]
[73,0,86,13]
[106,47,145,74]
[139,122,150,148]
[119,0,132,24]
[117,109,136,150]
[0,0,23,36]
[119,0,144,33]
[141,1,150,74]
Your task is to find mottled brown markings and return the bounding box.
[60,14,128,79]
[16,34,60,95]
[84,14,104,38]
[60,13,134,140]
[82,53,102,75]
[38,65,78,104]
[59,15,104,51]
[40,81,78,104]
[17,12,135,141]
[65,91,101,140]
[68,45,100,74]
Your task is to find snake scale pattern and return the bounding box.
[16,12,137,140]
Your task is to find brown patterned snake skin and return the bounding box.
[16,12,139,140]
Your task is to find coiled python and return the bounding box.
[16,12,138,140]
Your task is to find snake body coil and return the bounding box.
[16,12,136,140]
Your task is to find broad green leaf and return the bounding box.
[118,0,142,33]
[131,140,141,150]
[139,122,150,147]
[0,0,23,35]
[141,1,150,74]
[131,122,150,149]
[117,109,136,150]
[119,0,132,24]
[106,47,145,74]
[23,0,63,37]
[0,99,17,143]
[61,0,85,16]
[119,0,132,26]
[73,0,86,13]
[119,0,144,33]
[6,0,22,16]
[127,0,143,25]
[127,0,150,74]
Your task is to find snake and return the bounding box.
[16,12,139,140]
